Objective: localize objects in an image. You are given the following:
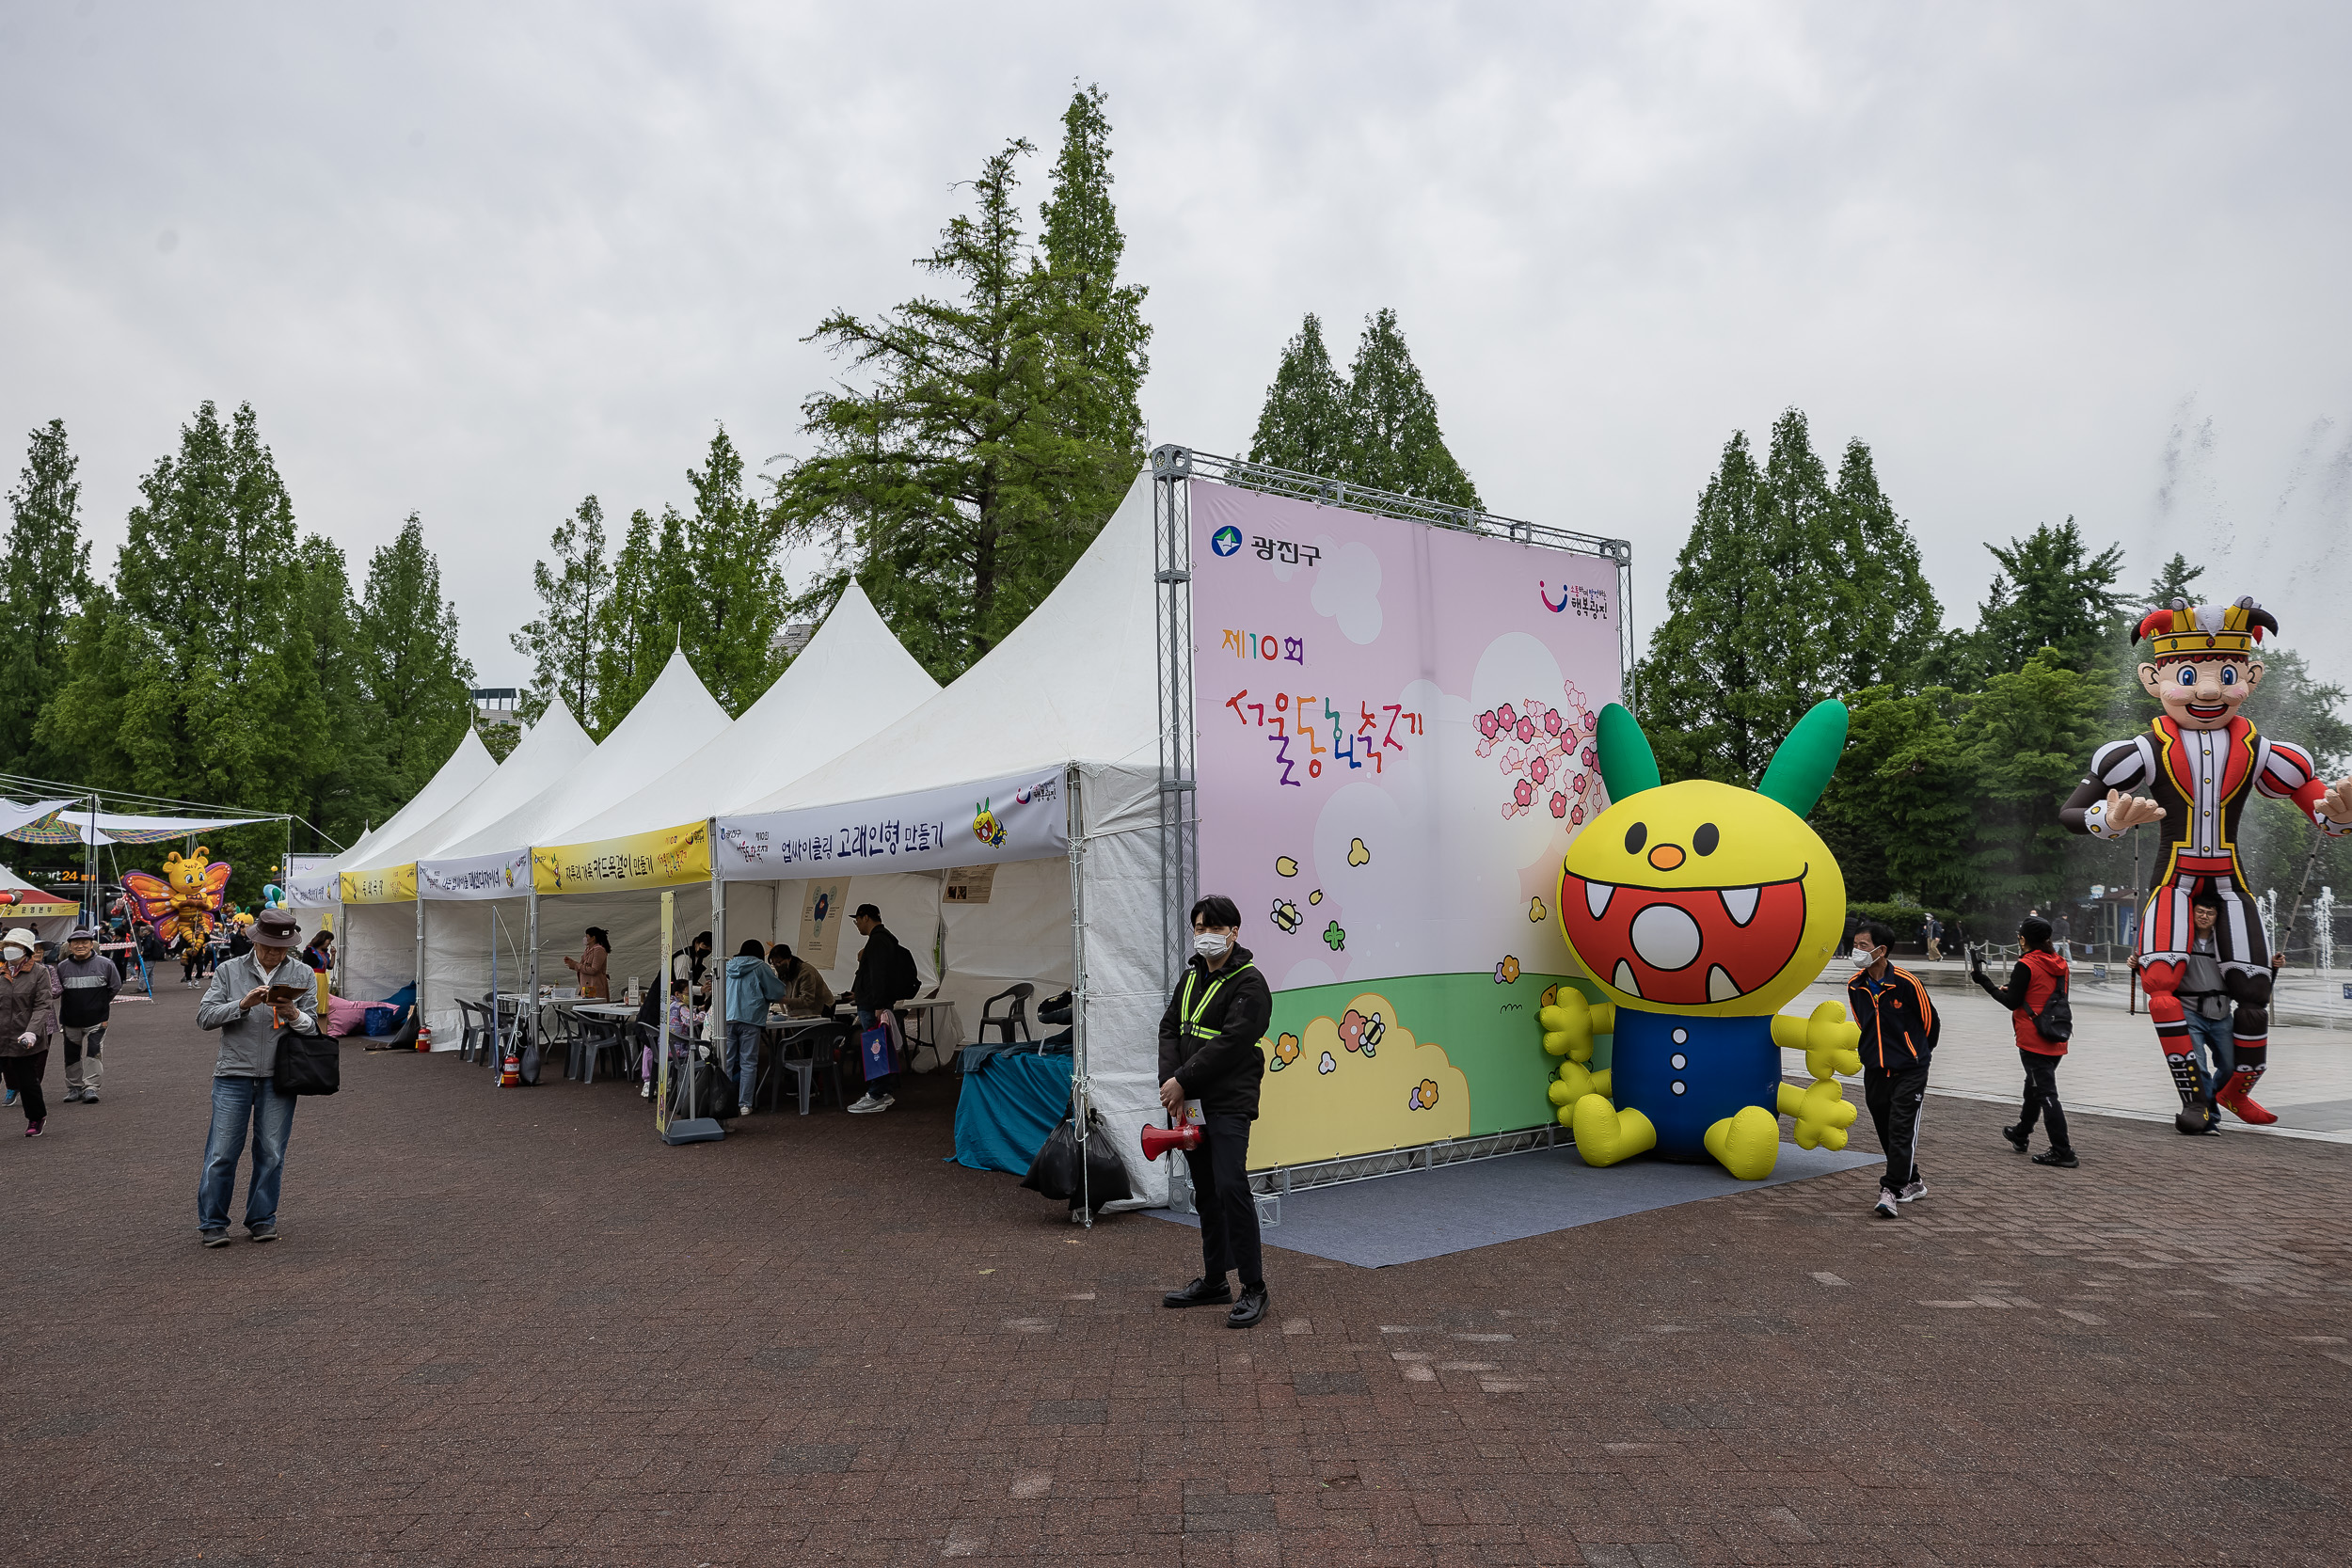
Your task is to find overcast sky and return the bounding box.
[6,3,2349,690]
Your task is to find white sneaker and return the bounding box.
[880,1093,897,1108]
[738,1103,753,1118]
[1897,1179,1926,1203]
[847,1093,887,1114]
[1873,1191,1899,1219]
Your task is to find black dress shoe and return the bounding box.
[2032,1148,2079,1169]
[1226,1283,1269,1328]
[1162,1275,1232,1309]
[2000,1124,2030,1153]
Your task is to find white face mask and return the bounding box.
[1851,945,1876,967]
[2,947,24,963]
[1193,931,1232,959]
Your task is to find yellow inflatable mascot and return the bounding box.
[1540,700,1862,1179]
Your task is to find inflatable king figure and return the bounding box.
[1537,699,1862,1178]
[2061,597,2352,1132]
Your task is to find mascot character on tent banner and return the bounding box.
[2061,597,2352,1132]
[120,847,234,952]
[1536,699,1864,1179]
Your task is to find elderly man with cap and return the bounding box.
[56,925,121,1106]
[0,926,57,1136]
[193,906,320,1246]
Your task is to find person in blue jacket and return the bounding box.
[723,939,786,1117]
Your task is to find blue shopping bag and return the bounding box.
[860,1011,901,1082]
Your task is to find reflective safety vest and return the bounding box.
[1176,960,1256,1044]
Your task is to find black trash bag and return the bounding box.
[665,1051,739,1122]
[1038,990,1073,1026]
[1021,1109,1131,1212]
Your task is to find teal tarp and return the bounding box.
[952,1050,1073,1174]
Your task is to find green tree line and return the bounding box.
[1641,409,2352,951]
[1,405,476,899]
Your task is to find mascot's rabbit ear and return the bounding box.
[1756,699,1849,821]
[1596,703,1662,802]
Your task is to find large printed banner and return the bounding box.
[419,849,532,902]
[532,820,711,895]
[715,768,1066,882]
[341,863,418,905]
[1188,480,1623,1170]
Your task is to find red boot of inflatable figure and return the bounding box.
[2215,1067,2277,1126]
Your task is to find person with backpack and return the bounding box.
[845,903,917,1115]
[1972,916,2077,1168]
[56,926,121,1105]
[723,937,786,1117]
[1849,919,1940,1219]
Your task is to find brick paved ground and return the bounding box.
[6,1002,2352,1566]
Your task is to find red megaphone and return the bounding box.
[1140,1122,1201,1161]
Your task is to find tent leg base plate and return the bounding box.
[662,1118,725,1145]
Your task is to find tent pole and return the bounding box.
[526,886,540,1056]
[1067,764,1091,1229]
[707,817,723,1118]
[414,892,425,1019]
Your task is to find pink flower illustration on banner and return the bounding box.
[1571,773,1587,795]
[1497,704,1518,728]
[1529,754,1549,785]
[1569,803,1585,825]
[1581,745,1597,769]
[1478,711,1500,741]
[1549,791,1567,818]
[1544,709,1564,736]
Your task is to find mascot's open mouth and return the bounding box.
[1558,867,1808,1006]
[2183,702,2231,721]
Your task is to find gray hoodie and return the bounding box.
[54,951,120,1030]
[196,952,320,1077]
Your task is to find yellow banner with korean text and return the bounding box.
[340,863,418,904]
[532,819,710,895]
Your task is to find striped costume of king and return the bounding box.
[2061,597,2352,1132]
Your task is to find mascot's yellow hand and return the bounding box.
[1547,1060,1614,1117]
[1804,1002,1861,1080]
[1539,995,1611,1063]
[1776,1078,1858,1151]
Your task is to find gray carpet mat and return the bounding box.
[1149,1140,1879,1268]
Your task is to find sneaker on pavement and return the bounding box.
[880,1093,897,1108]
[738,1103,753,1118]
[248,1222,278,1243]
[1226,1283,1270,1329]
[1162,1275,1232,1309]
[62,1086,84,1104]
[81,1089,98,1104]
[1898,1179,1927,1203]
[2000,1124,2030,1152]
[2033,1148,2080,1169]
[200,1229,231,1248]
[846,1093,887,1114]
[2,1087,14,1107]
[1873,1191,1899,1219]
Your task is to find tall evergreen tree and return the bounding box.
[0,420,96,771]
[291,535,376,852]
[779,132,1146,679]
[593,505,681,734]
[1966,520,2127,677]
[2142,551,2204,608]
[1825,438,1943,690]
[37,402,337,898]
[681,426,787,715]
[512,496,609,729]
[1245,314,1352,475]
[1343,309,1481,508]
[358,514,475,801]
[1038,82,1151,532]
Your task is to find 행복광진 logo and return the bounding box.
[1211,525,1244,558]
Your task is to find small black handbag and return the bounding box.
[272,1024,342,1096]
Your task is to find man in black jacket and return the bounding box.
[1848,919,1940,1219]
[1157,894,1275,1328]
[846,903,916,1115]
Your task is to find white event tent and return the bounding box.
[710,470,1171,1200]
[326,705,596,1017]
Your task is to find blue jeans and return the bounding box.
[2182,1007,2233,1097]
[199,1074,295,1234]
[725,1021,763,1111]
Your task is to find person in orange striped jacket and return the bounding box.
[1847,920,1940,1219]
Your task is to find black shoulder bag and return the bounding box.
[2028,969,2074,1045]
[273,1022,342,1096]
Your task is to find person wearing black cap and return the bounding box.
[56,926,120,1105]
[846,903,916,1114]
[193,906,320,1245]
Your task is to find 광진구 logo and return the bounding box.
[1211,525,1243,558]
